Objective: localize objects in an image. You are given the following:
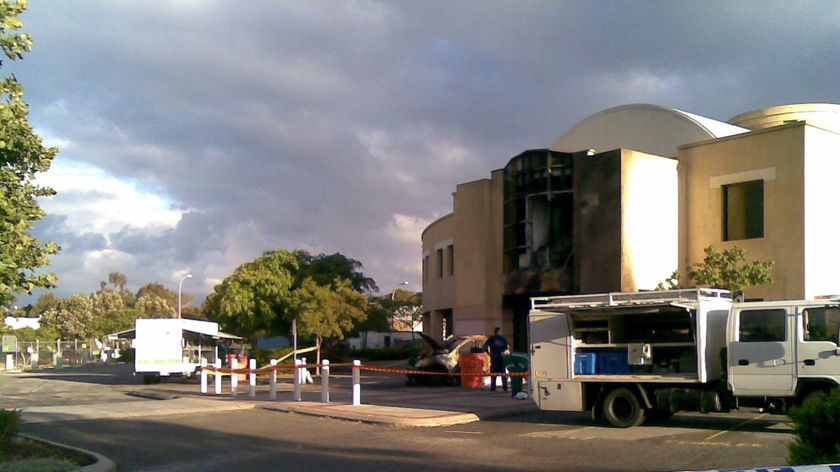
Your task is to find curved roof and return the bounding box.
[550,104,748,157]
[729,103,840,133]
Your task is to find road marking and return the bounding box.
[524,426,594,439]
[665,439,763,448]
[704,413,769,441]
[444,431,483,435]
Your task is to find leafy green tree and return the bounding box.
[135,292,175,319]
[90,307,142,336]
[28,292,54,317]
[89,289,129,336]
[136,282,192,313]
[293,278,368,360]
[296,252,378,294]
[205,249,376,343]
[378,288,422,332]
[108,271,127,292]
[204,249,300,337]
[688,246,774,300]
[655,270,681,291]
[0,0,59,305]
[40,294,94,339]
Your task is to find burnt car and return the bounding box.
[406,333,487,386]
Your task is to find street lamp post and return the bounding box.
[390,281,409,301]
[178,273,193,318]
[388,281,410,341]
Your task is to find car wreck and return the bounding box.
[406,333,488,386]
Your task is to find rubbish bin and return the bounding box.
[504,352,529,396]
[459,352,487,389]
[227,352,249,381]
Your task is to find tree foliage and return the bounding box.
[204,249,375,341]
[788,389,840,465]
[40,294,94,339]
[377,288,422,331]
[134,292,176,319]
[137,282,191,313]
[0,0,59,305]
[688,246,774,299]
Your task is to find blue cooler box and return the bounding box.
[574,352,597,374]
[598,351,630,374]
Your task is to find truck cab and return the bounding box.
[727,300,840,408]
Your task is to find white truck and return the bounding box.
[134,318,241,384]
[528,289,840,427]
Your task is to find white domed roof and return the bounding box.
[550,104,748,157]
[729,103,840,132]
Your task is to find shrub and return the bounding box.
[789,389,840,465]
[0,409,21,456]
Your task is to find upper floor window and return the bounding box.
[436,248,444,278]
[446,244,454,276]
[723,179,764,241]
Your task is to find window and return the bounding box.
[446,244,454,276]
[436,248,444,278]
[739,308,785,342]
[803,306,840,344]
[423,255,429,284]
[723,180,764,240]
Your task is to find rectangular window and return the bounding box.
[436,248,444,278]
[446,244,454,276]
[739,308,785,342]
[723,180,764,240]
[423,255,429,284]
[803,307,840,344]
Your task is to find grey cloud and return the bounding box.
[11,1,840,304]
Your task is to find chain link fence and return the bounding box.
[1,336,131,372]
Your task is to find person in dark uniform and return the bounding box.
[483,327,509,392]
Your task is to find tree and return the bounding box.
[107,271,127,292]
[204,249,299,337]
[135,292,176,319]
[89,289,127,336]
[292,278,368,361]
[204,249,377,342]
[378,288,422,332]
[136,282,191,313]
[688,246,774,300]
[0,0,60,305]
[295,252,378,294]
[40,294,94,339]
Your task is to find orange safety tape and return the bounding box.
[201,363,529,377]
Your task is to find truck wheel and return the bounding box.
[603,387,645,428]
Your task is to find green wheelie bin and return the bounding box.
[503,352,529,396]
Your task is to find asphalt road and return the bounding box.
[2,364,797,472]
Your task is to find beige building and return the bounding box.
[421,103,840,350]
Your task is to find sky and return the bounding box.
[7,1,840,307]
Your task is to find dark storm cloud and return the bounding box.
[10,1,840,302]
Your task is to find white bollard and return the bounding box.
[230,358,238,396]
[321,359,330,403]
[352,359,361,406]
[299,357,306,384]
[293,359,302,401]
[200,358,208,394]
[269,359,277,400]
[249,358,257,398]
[214,359,222,394]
